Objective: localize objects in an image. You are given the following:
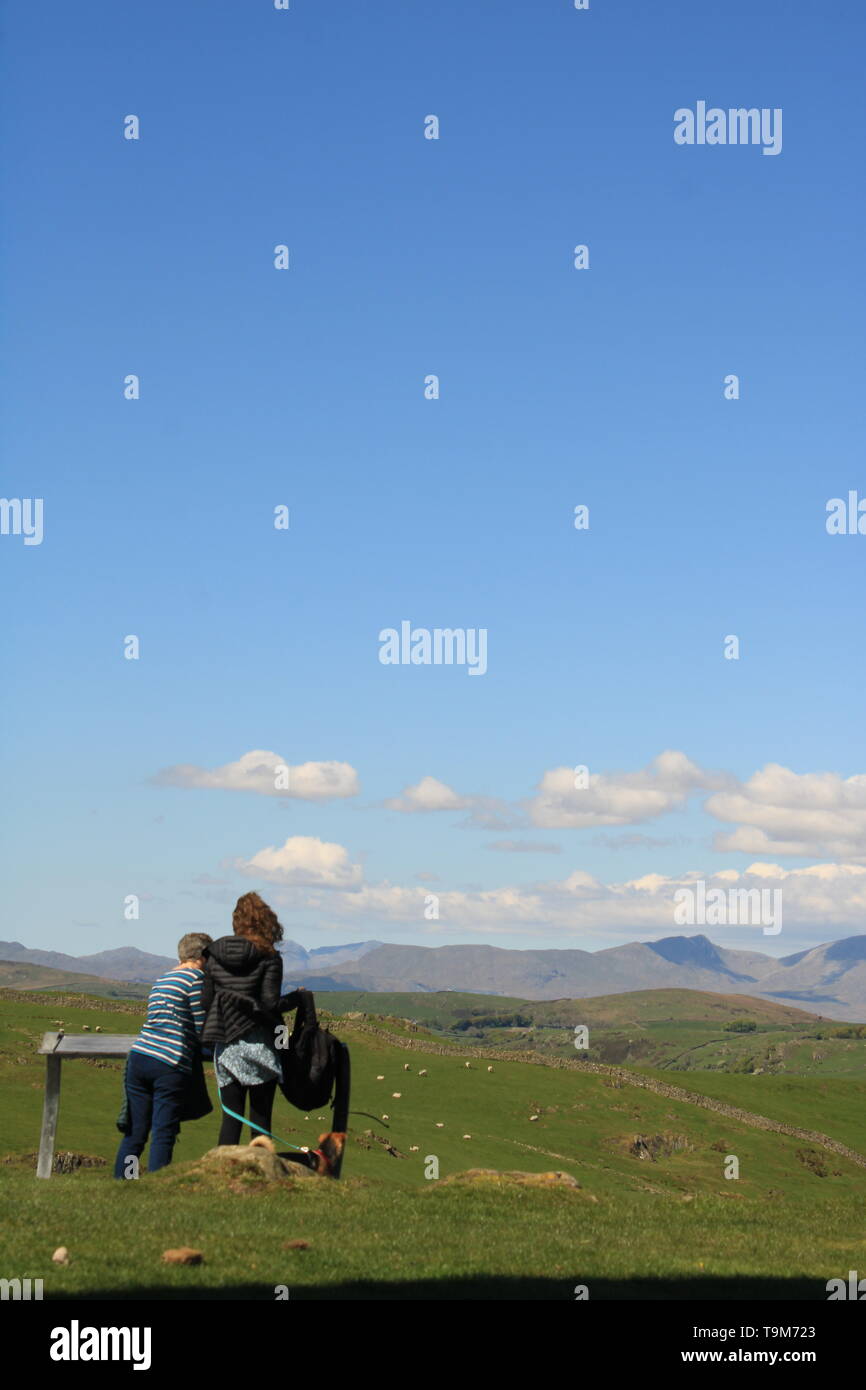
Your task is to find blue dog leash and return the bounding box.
[212,1044,307,1153]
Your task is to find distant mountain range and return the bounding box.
[1,933,864,1020]
[0,938,383,985]
[285,935,866,1022]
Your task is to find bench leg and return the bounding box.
[37,1055,61,1179]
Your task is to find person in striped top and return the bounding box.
[114,933,212,1178]
[132,961,207,1069]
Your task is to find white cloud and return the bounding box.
[153,749,360,801]
[526,750,726,828]
[239,835,363,889]
[384,776,469,813]
[485,840,562,854]
[706,764,866,862]
[212,751,866,942]
[384,776,525,831]
[460,798,526,832]
[592,832,682,850]
[261,856,866,937]
[384,776,523,831]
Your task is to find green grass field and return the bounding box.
[2,989,864,1300]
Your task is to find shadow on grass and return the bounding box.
[56,1275,826,1301]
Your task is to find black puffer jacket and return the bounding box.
[200,936,283,1047]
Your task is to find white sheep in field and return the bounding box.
[376,1075,385,1081]
[464,1062,471,1069]
[95,1026,103,1033]
[435,1122,444,1128]
[530,1114,539,1122]
[487,1065,493,1072]
[462,1134,471,1139]
[403,1063,410,1071]
[82,1024,90,1032]
[392,1092,401,1099]
[410,1145,419,1152]
[418,1069,428,1076]
[382,1114,390,1121]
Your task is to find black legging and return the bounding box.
[218,1078,277,1146]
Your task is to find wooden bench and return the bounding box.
[36,1032,135,1178]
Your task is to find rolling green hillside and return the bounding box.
[1,991,865,1299]
[5,975,864,1077]
[319,987,866,1077]
[320,987,821,1029]
[0,962,150,1000]
[637,1070,866,1154]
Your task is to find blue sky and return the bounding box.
[2,0,864,962]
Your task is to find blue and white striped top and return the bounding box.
[130,967,205,1072]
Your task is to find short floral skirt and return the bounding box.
[214,1024,283,1089]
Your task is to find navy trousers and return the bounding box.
[114,1050,188,1178]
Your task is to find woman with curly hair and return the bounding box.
[201,892,287,1146]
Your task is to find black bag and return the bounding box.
[278,989,341,1113]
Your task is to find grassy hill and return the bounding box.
[318,987,866,1077]
[1,990,865,1299]
[0,962,150,1000]
[4,972,865,1078]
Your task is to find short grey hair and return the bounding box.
[177,932,212,962]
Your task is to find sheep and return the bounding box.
[464,1061,471,1069]
[376,1075,385,1081]
[382,1114,390,1121]
[403,1063,410,1071]
[409,1145,419,1152]
[529,1114,539,1122]
[418,1069,428,1076]
[435,1122,444,1128]
[462,1134,472,1139]
[94,1026,103,1033]
[487,1065,494,1072]
[392,1092,402,1099]
[82,1024,90,1032]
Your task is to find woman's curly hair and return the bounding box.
[232,892,284,955]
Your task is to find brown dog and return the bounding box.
[252,1129,345,1178]
[311,1132,346,1178]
